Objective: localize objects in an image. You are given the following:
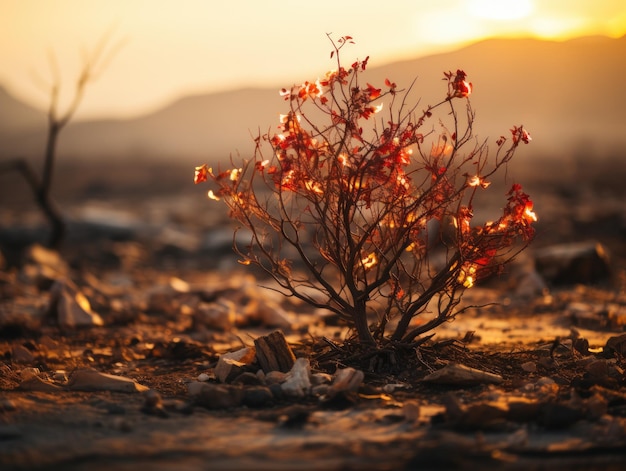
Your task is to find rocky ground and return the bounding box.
[1,162,626,470]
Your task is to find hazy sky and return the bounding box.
[2,0,625,120]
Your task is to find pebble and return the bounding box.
[0,398,17,412]
[281,358,311,398]
[20,367,40,379]
[521,361,537,373]
[12,345,35,364]
[242,386,274,408]
[193,383,244,409]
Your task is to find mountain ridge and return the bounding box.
[1,35,624,163]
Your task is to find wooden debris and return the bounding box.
[18,375,63,392]
[68,368,148,393]
[422,363,503,386]
[254,330,296,373]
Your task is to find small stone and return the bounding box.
[242,386,274,408]
[585,393,608,420]
[19,367,41,379]
[187,382,206,397]
[265,370,288,386]
[382,383,408,393]
[18,375,63,392]
[50,280,104,328]
[403,400,421,423]
[194,383,244,409]
[311,384,330,396]
[328,367,364,396]
[193,299,236,331]
[52,370,68,383]
[143,389,163,408]
[197,373,212,382]
[232,372,263,386]
[458,402,508,429]
[142,389,168,418]
[521,361,537,373]
[268,383,284,400]
[215,346,257,383]
[0,398,17,412]
[12,344,36,364]
[534,241,611,285]
[20,244,69,288]
[585,359,609,380]
[281,358,311,398]
[310,372,332,386]
[507,398,541,422]
[604,333,626,358]
[169,277,190,293]
[538,402,584,429]
[536,376,556,386]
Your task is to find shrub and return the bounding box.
[194,35,536,350]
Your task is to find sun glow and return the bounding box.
[468,0,534,21]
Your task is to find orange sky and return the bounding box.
[2,0,625,120]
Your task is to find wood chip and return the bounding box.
[254,330,296,373]
[422,363,503,386]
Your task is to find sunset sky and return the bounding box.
[2,0,625,120]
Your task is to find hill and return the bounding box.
[1,35,624,165]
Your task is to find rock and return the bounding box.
[254,330,296,374]
[192,383,244,409]
[265,370,288,385]
[585,359,609,380]
[142,390,168,417]
[68,368,149,393]
[193,299,237,331]
[507,398,541,422]
[534,241,611,285]
[402,400,421,423]
[538,402,584,429]
[514,269,547,298]
[0,398,17,412]
[11,344,35,364]
[18,375,63,392]
[604,333,626,357]
[422,363,503,386]
[242,386,274,407]
[281,358,312,398]
[187,381,206,396]
[232,372,263,386]
[328,367,364,396]
[521,361,537,373]
[19,367,40,379]
[49,280,104,328]
[215,346,257,383]
[456,402,509,429]
[169,276,191,293]
[311,372,333,386]
[197,373,212,382]
[20,244,69,288]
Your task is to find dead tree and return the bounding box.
[0,33,123,248]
